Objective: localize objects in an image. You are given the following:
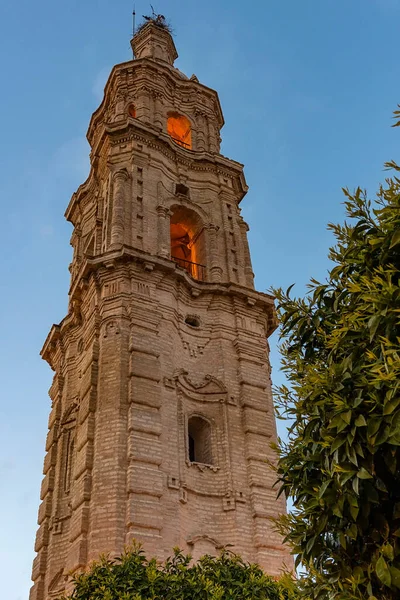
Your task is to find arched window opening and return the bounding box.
[167,113,192,149]
[170,206,206,281]
[128,104,136,118]
[187,416,213,465]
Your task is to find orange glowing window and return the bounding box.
[167,113,192,149]
[170,207,206,281]
[170,222,192,262]
[128,104,136,118]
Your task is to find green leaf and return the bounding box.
[376,555,391,587]
[355,414,367,427]
[382,543,394,560]
[394,502,400,519]
[389,229,400,248]
[384,397,400,415]
[390,566,400,589]
[330,435,347,453]
[368,314,381,341]
[349,503,359,521]
[357,467,373,479]
[341,410,352,425]
[367,418,381,438]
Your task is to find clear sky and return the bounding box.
[1,1,399,598]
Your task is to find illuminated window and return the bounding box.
[188,416,213,465]
[167,113,192,149]
[170,206,206,280]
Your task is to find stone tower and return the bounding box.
[30,17,291,600]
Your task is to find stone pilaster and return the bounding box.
[238,217,255,288]
[88,313,130,561]
[195,111,207,152]
[234,312,289,571]
[206,223,223,282]
[157,205,171,258]
[30,371,64,600]
[65,337,99,577]
[208,118,218,153]
[110,169,129,250]
[125,297,164,556]
[153,92,163,129]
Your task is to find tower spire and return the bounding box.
[130,14,177,65]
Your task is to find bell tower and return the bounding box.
[30,16,291,600]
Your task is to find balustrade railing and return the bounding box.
[171,256,206,281]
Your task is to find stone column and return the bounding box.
[195,111,207,152]
[238,217,254,288]
[157,205,171,258]
[153,92,163,130]
[135,87,151,123]
[206,223,223,282]
[114,90,127,122]
[208,120,217,153]
[110,170,129,250]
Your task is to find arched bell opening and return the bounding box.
[187,415,213,465]
[167,112,192,149]
[170,205,206,281]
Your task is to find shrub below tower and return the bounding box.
[59,545,298,600]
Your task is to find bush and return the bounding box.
[59,545,298,600]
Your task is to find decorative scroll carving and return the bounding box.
[187,534,224,550]
[173,369,227,403]
[189,461,219,473]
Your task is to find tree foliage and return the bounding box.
[59,545,298,600]
[273,140,400,599]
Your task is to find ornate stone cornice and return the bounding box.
[66,248,276,333]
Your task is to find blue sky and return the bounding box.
[1,1,399,598]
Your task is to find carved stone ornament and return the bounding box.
[103,320,120,338]
[48,570,65,595]
[173,369,228,403]
[60,402,79,427]
[187,534,224,550]
[188,461,219,473]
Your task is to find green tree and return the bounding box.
[273,115,400,600]
[59,545,297,600]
